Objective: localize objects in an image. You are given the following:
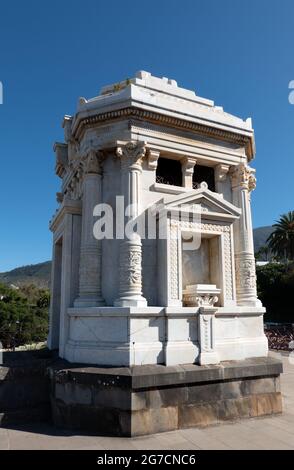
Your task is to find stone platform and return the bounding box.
[49,356,282,437]
[0,349,55,426]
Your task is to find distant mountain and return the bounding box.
[253,225,273,253]
[0,261,51,289]
[0,226,274,288]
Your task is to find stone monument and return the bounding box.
[48,71,282,436]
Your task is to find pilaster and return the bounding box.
[198,306,219,365]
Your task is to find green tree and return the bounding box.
[255,245,271,261]
[0,283,49,349]
[256,263,294,322]
[267,211,294,261]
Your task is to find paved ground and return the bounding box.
[0,352,293,450]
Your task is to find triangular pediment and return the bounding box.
[159,187,241,221]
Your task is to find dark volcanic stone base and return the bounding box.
[49,357,283,437]
[0,350,55,426]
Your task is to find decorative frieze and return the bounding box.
[235,257,257,290]
[73,107,254,159]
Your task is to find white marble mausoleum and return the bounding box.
[48,71,268,368]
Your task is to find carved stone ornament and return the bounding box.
[183,284,221,307]
[82,149,102,174]
[231,163,256,192]
[116,141,146,164]
[147,149,160,170]
[120,245,142,287]
[236,258,257,290]
[248,172,256,192]
[215,164,230,182]
[196,295,219,307]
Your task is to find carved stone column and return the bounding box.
[74,150,105,307]
[231,163,259,306]
[114,141,147,307]
[181,157,196,189]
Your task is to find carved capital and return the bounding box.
[230,163,256,192]
[83,149,103,175]
[116,141,146,169]
[248,172,256,192]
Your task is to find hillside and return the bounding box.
[0,226,273,287]
[253,225,273,253]
[0,261,51,288]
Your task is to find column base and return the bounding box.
[74,296,105,308]
[199,351,220,365]
[237,299,263,308]
[114,296,147,307]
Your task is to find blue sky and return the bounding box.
[0,0,294,271]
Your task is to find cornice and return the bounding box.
[50,198,82,232]
[72,106,255,160]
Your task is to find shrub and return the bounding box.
[257,263,294,323]
[0,283,49,349]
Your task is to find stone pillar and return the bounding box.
[181,157,196,189]
[114,141,147,307]
[74,150,105,307]
[215,164,230,198]
[231,163,259,306]
[198,306,219,365]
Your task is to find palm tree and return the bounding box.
[267,211,294,261]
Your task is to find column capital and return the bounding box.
[116,141,147,169]
[82,149,103,175]
[230,163,256,192]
